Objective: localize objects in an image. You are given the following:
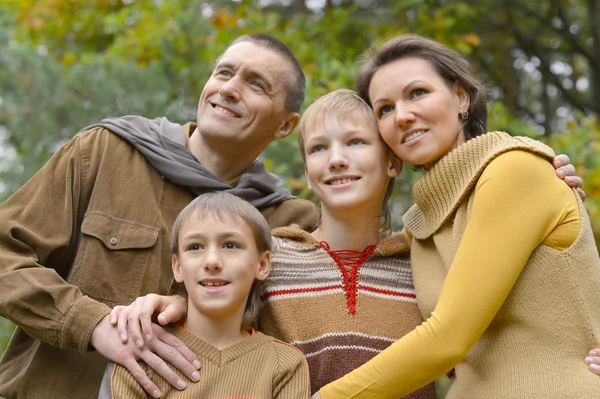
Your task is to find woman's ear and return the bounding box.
[454,84,470,111]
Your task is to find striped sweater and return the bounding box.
[259,227,436,398]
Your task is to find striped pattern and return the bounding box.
[106,325,310,398]
[259,228,436,398]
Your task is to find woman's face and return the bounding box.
[369,56,469,169]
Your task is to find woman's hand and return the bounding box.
[110,294,186,348]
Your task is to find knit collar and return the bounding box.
[403,131,555,240]
[271,226,410,256]
[166,324,270,366]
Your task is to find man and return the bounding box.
[0,34,318,399]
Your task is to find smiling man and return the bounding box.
[0,34,317,399]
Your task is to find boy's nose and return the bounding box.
[328,146,349,170]
[203,248,223,271]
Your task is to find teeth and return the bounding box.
[329,178,356,185]
[214,105,237,117]
[404,130,427,143]
[201,281,228,287]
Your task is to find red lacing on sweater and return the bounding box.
[319,241,377,314]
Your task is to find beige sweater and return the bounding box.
[101,324,310,399]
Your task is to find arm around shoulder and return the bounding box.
[261,198,318,232]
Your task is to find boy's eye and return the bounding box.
[188,244,202,251]
[224,242,240,249]
[349,139,364,146]
[309,145,326,154]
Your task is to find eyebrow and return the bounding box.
[372,79,425,106]
[214,62,274,92]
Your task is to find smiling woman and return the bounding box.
[316,34,600,399]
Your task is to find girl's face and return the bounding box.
[369,56,470,169]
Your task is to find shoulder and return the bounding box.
[480,150,556,187]
[261,198,318,232]
[263,334,309,371]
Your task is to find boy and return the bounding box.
[99,192,310,399]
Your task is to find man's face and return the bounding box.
[196,41,296,154]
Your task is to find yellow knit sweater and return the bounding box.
[321,131,600,398]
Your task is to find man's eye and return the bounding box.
[217,70,232,77]
[250,81,264,89]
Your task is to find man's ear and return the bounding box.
[255,251,271,281]
[172,254,184,283]
[388,155,403,178]
[275,112,300,139]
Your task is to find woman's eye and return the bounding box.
[379,105,393,116]
[411,88,427,98]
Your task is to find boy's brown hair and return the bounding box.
[170,192,271,328]
[297,89,396,234]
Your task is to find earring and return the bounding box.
[461,109,469,120]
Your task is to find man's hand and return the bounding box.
[586,348,600,375]
[91,315,200,398]
[110,294,186,348]
[312,391,323,399]
[553,154,586,200]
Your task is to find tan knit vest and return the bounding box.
[404,132,600,398]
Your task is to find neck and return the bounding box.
[311,207,381,251]
[184,307,249,350]
[189,128,257,182]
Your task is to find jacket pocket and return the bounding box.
[68,211,159,306]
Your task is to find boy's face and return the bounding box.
[303,115,401,216]
[172,212,270,323]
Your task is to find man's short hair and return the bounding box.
[228,34,305,113]
[171,192,271,328]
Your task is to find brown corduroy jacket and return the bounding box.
[0,124,318,399]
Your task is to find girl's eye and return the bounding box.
[224,242,240,249]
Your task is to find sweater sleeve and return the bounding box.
[0,132,111,352]
[320,151,579,398]
[273,340,311,399]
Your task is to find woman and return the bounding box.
[316,34,600,398]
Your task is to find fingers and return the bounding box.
[156,300,186,327]
[585,349,600,375]
[576,187,587,201]
[553,154,570,169]
[122,358,162,398]
[151,324,201,382]
[555,164,576,179]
